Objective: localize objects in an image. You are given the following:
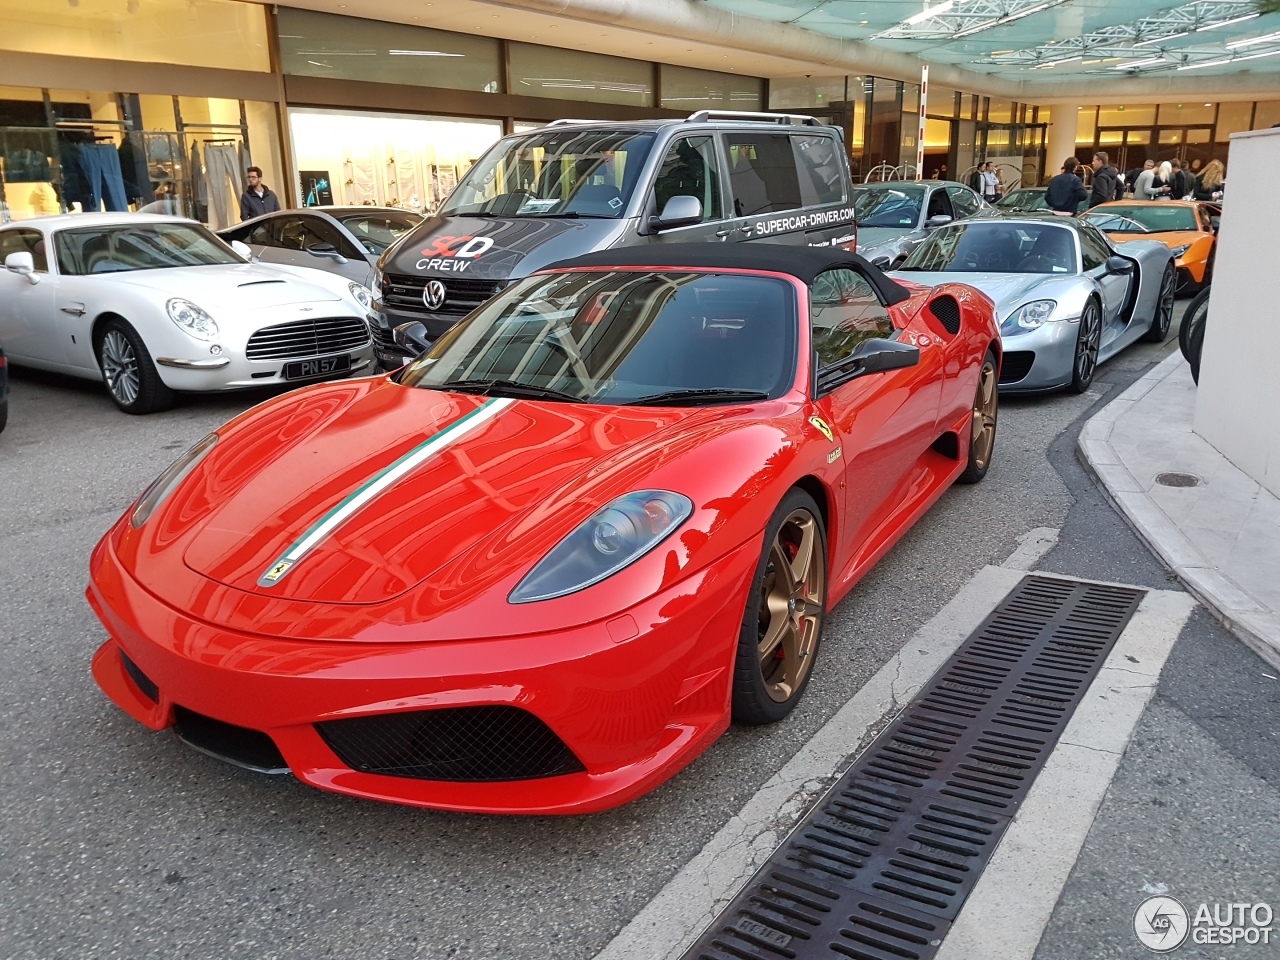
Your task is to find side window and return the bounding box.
[1078,227,1110,271]
[810,268,895,368]
[945,186,980,219]
[246,221,275,246]
[652,136,722,222]
[1198,205,1214,231]
[792,134,845,206]
[925,188,954,221]
[724,133,802,217]
[276,216,308,250]
[0,229,48,272]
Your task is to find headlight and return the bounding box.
[1169,243,1191,258]
[349,281,374,311]
[371,270,383,301]
[130,433,218,529]
[1010,299,1058,329]
[509,490,693,603]
[166,298,219,341]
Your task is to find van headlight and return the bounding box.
[371,270,383,301]
[1010,300,1058,329]
[130,434,218,528]
[166,299,219,341]
[509,490,693,603]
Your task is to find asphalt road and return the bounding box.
[2,307,1246,960]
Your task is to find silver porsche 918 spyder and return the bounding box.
[890,215,1175,394]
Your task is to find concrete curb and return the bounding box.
[1077,349,1280,671]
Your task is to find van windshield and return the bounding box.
[441,130,655,219]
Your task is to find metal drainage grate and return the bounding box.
[682,575,1144,960]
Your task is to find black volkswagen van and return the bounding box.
[373,111,856,365]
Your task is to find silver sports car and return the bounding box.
[890,215,1175,394]
[853,180,987,269]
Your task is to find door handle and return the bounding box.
[716,229,733,239]
[60,303,86,316]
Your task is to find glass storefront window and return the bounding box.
[0,0,268,72]
[769,77,845,110]
[510,43,652,107]
[1158,103,1216,125]
[1216,101,1253,137]
[660,65,763,112]
[1076,107,1097,145]
[1127,130,1151,145]
[278,9,501,93]
[1159,130,1183,144]
[927,88,957,119]
[1097,104,1156,126]
[289,108,502,215]
[902,83,921,114]
[1252,102,1280,129]
[1098,130,1124,145]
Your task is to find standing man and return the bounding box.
[980,162,1000,203]
[1170,159,1193,200]
[240,166,281,220]
[1045,157,1088,214]
[1088,152,1120,208]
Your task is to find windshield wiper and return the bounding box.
[623,388,769,407]
[438,378,585,403]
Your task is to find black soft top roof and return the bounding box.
[543,242,912,306]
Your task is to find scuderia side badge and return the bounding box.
[809,416,835,443]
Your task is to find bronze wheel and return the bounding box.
[733,489,827,725]
[957,348,998,484]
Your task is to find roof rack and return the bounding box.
[544,118,602,126]
[686,110,823,126]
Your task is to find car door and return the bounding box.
[944,185,983,222]
[719,131,810,247]
[1079,224,1129,331]
[299,216,370,283]
[0,228,62,365]
[807,267,943,572]
[643,135,729,246]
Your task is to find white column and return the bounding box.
[1193,127,1280,499]
[1043,102,1080,187]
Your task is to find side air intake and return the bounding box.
[927,296,962,336]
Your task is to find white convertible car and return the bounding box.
[0,213,376,414]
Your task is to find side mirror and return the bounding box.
[925,214,953,228]
[4,251,38,284]
[393,320,432,356]
[230,240,253,260]
[308,243,348,263]
[1107,255,1135,275]
[816,338,920,394]
[648,195,702,232]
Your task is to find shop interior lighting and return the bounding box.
[389,49,465,56]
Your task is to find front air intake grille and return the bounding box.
[120,650,158,703]
[383,273,502,316]
[173,706,289,774]
[998,351,1035,384]
[315,705,586,782]
[245,316,371,361]
[372,324,398,350]
[926,295,962,336]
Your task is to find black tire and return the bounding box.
[732,489,827,726]
[1143,261,1177,343]
[956,349,998,484]
[1179,286,1210,385]
[0,398,7,434]
[96,318,174,415]
[1067,298,1102,394]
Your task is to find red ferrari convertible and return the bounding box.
[89,244,1000,814]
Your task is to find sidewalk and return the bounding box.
[1077,349,1280,671]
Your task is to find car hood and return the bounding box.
[381,213,628,282]
[108,263,342,308]
[168,381,737,608]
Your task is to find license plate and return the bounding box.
[284,354,350,381]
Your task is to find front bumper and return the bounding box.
[996,317,1081,393]
[87,532,758,814]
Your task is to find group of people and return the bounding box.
[1044,151,1226,214]
[967,161,1005,203]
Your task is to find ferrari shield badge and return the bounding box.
[809,416,835,443]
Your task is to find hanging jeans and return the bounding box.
[79,144,129,212]
[203,144,243,228]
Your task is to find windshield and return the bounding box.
[996,190,1048,211]
[337,213,421,255]
[399,270,797,404]
[55,223,241,275]
[1082,205,1197,233]
[899,221,1078,274]
[851,185,925,228]
[440,130,655,219]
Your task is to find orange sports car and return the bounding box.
[1079,200,1219,293]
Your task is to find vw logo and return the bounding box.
[423,280,447,311]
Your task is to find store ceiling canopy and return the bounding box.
[702,0,1280,82]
